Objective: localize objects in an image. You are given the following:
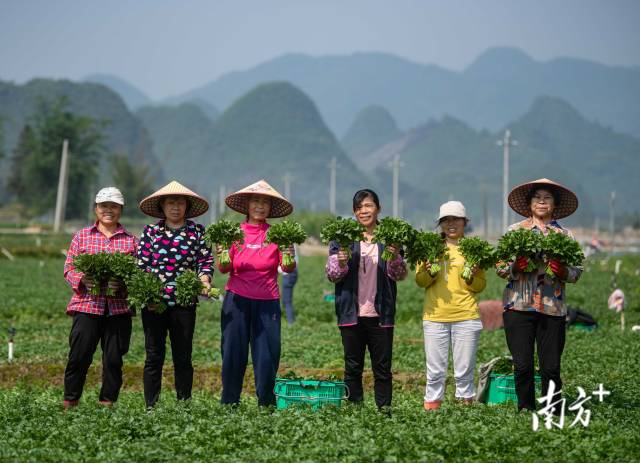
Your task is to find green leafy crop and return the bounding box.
[266,220,308,267]
[496,228,543,273]
[175,270,204,307]
[405,231,448,275]
[204,220,245,266]
[320,217,366,260]
[125,269,166,313]
[372,217,416,261]
[541,230,584,277]
[458,236,497,280]
[73,252,136,296]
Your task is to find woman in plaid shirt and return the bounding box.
[62,187,138,409]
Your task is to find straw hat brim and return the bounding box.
[225,192,293,218]
[508,178,578,220]
[139,182,209,219]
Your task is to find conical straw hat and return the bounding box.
[225,179,293,218]
[139,180,209,219]
[508,178,578,220]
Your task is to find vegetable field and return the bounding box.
[1,252,640,462]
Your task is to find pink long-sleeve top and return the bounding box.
[219,221,295,300]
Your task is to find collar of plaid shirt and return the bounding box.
[90,221,134,238]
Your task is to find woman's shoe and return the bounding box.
[63,399,79,410]
[423,400,442,410]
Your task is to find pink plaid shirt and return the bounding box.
[64,222,138,316]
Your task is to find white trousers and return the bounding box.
[423,319,483,402]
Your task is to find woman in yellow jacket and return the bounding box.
[416,201,486,410]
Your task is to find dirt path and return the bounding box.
[0,363,425,392]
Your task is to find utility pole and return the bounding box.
[53,139,70,233]
[209,194,217,223]
[218,184,226,216]
[482,187,489,240]
[87,181,96,222]
[497,130,518,232]
[328,157,337,214]
[283,171,292,200]
[389,154,404,217]
[609,191,616,252]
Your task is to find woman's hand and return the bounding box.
[285,245,295,258]
[337,249,349,268]
[386,244,400,257]
[514,256,529,272]
[463,265,479,283]
[81,275,95,291]
[107,279,123,293]
[548,259,568,279]
[147,303,158,312]
[200,276,212,296]
[420,260,432,273]
[215,244,224,255]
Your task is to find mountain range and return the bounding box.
[1,47,638,225]
[163,47,640,139]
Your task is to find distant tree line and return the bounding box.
[5,97,154,220]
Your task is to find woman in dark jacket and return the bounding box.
[325,189,407,410]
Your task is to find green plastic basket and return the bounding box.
[570,323,597,332]
[486,373,541,405]
[274,378,349,410]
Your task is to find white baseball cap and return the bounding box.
[438,201,467,221]
[95,187,125,206]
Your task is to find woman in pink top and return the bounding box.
[325,189,407,411]
[216,180,296,406]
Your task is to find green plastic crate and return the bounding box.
[486,373,541,405]
[570,323,597,332]
[274,378,348,410]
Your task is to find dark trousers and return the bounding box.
[63,312,132,403]
[220,291,281,406]
[503,310,566,411]
[281,269,298,325]
[340,317,394,409]
[142,306,196,408]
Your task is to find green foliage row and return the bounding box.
[372,217,416,261]
[1,254,639,461]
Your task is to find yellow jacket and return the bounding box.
[415,243,486,322]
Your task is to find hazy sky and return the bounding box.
[2,0,639,100]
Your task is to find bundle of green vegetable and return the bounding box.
[125,269,166,313]
[266,220,308,267]
[541,230,584,277]
[371,217,416,261]
[405,231,448,275]
[204,220,244,266]
[320,217,366,259]
[73,252,136,296]
[175,270,205,306]
[496,228,544,273]
[109,253,138,281]
[458,236,497,280]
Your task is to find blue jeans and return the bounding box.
[220,291,281,406]
[281,268,298,324]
